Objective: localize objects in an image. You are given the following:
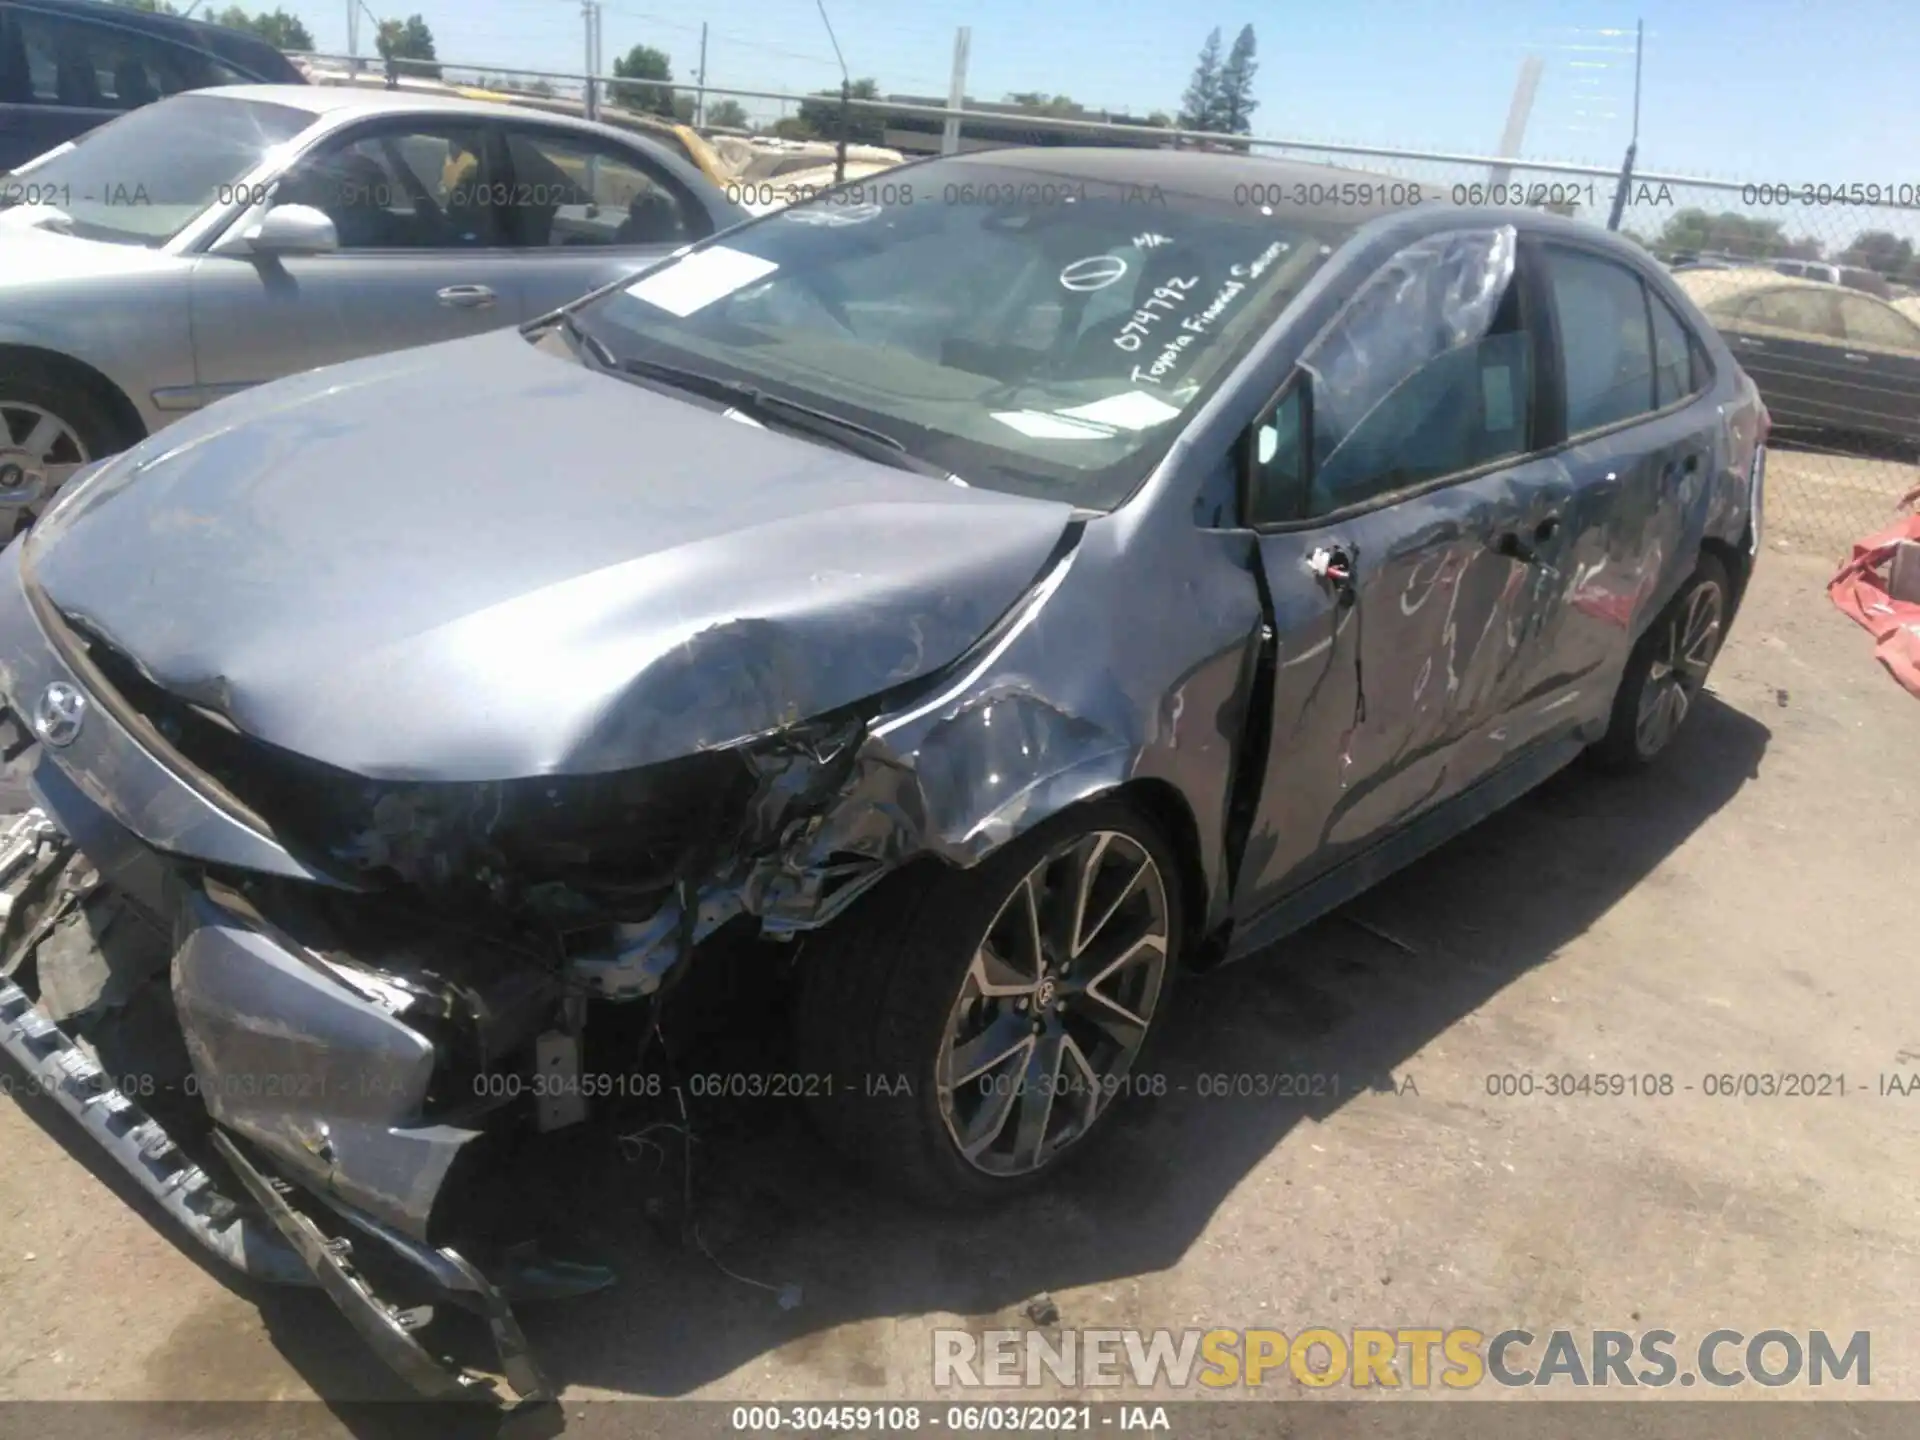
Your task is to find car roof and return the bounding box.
[202,83,595,122]
[12,0,300,71]
[1671,266,1858,304]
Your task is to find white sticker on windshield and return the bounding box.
[991,411,1114,440]
[626,246,778,317]
[1057,391,1182,432]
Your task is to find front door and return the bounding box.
[187,118,530,406]
[1230,227,1584,919]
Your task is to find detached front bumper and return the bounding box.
[0,786,562,1408]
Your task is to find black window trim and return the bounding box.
[494,118,716,251]
[1238,226,1557,533]
[4,1,276,107]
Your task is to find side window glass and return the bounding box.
[1309,331,1533,515]
[1246,383,1307,526]
[1649,291,1699,408]
[1744,288,1843,339]
[275,126,498,250]
[1836,294,1920,352]
[9,10,233,108]
[502,129,706,248]
[1546,247,1656,433]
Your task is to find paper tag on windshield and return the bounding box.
[1056,391,1182,432]
[626,246,778,317]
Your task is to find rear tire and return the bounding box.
[1592,552,1731,772]
[0,365,132,532]
[794,797,1184,1209]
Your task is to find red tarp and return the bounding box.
[1829,514,1920,700]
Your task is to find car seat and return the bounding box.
[614,189,683,245]
[55,51,101,107]
[113,58,158,108]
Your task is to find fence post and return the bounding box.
[942,27,970,156]
[835,78,850,183]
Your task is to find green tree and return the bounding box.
[1215,24,1259,139]
[1839,230,1915,276]
[111,0,179,12]
[375,15,440,81]
[611,44,675,117]
[797,77,883,144]
[770,114,816,140]
[1177,27,1223,136]
[1005,91,1082,117]
[1654,208,1790,259]
[705,97,750,129]
[214,7,314,51]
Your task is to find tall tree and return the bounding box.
[214,7,314,51]
[1216,25,1259,139]
[796,78,883,144]
[1840,230,1915,276]
[705,98,750,129]
[1178,28,1223,137]
[376,14,440,80]
[611,44,675,117]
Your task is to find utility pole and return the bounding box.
[346,0,357,74]
[941,26,970,155]
[581,0,600,121]
[694,22,708,127]
[1486,55,1544,191]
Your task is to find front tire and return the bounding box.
[0,368,131,533]
[1592,552,1731,771]
[794,797,1183,1208]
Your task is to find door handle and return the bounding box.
[1492,513,1561,566]
[437,284,497,309]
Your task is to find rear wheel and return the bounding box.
[0,371,129,531]
[1593,553,1730,770]
[794,798,1182,1208]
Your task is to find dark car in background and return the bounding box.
[1675,267,1920,455]
[0,0,303,171]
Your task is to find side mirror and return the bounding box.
[228,203,339,257]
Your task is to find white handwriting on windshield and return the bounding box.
[1113,276,1199,352]
[1127,271,1254,385]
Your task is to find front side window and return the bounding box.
[0,92,312,244]
[274,124,499,250]
[1741,287,1843,340]
[574,159,1361,508]
[1546,246,1657,434]
[501,128,705,248]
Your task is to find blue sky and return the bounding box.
[290,0,1917,181]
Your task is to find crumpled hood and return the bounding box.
[25,328,1077,782]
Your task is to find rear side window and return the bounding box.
[10,7,247,109]
[1835,293,1920,352]
[1741,287,1843,339]
[1649,290,1701,408]
[1544,246,1657,434]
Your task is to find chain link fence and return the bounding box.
[294,51,1920,559]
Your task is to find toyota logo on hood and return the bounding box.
[32,681,87,748]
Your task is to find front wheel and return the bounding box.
[794,798,1183,1208]
[1592,553,1731,771]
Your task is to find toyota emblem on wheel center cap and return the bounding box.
[33,681,87,748]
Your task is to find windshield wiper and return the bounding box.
[615,356,958,481]
[554,310,616,368]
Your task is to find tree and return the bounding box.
[1178,27,1223,137]
[1653,208,1790,260]
[1215,24,1258,140]
[1005,91,1082,117]
[214,7,314,51]
[796,78,883,144]
[376,15,440,81]
[770,114,815,140]
[1839,230,1915,276]
[705,98,750,130]
[611,45,675,117]
[481,73,557,98]
[111,0,179,12]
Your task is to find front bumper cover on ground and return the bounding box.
[0,803,560,1409]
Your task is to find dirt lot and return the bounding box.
[0,546,1915,1431]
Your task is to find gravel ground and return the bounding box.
[0,545,1914,1433]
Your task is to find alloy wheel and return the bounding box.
[936,830,1171,1178]
[0,401,89,496]
[1635,578,1724,758]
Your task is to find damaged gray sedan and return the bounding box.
[0,147,1765,1403]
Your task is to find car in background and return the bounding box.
[1772,257,1892,298]
[0,0,302,170]
[1674,267,1920,453]
[0,83,747,529]
[0,148,1763,1403]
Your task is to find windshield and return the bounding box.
[574,159,1359,507]
[0,94,314,246]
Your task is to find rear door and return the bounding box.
[188,117,532,403]
[1230,226,1591,916]
[495,121,717,319]
[1831,290,1920,448]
